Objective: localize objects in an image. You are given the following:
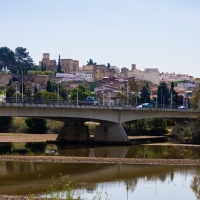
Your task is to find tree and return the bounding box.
[169,81,178,105]
[119,78,138,105]
[70,84,95,100]
[20,82,25,94]
[139,86,150,103]
[34,85,38,94]
[15,47,34,74]
[25,86,33,98]
[191,82,200,110]
[157,82,170,107]
[0,47,15,71]
[107,63,111,68]
[25,118,47,133]
[0,117,12,132]
[57,55,61,73]
[87,59,96,65]
[46,80,53,92]
[6,84,15,97]
[41,62,44,72]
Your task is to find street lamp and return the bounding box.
[15,84,18,103]
[21,76,23,103]
[77,84,79,106]
[101,91,105,106]
[56,81,61,104]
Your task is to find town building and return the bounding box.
[39,53,57,71]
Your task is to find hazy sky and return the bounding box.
[1,0,200,77]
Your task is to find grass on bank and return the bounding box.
[10,117,63,134]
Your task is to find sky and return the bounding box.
[0,0,200,77]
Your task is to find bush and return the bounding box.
[0,117,12,132]
[25,118,47,133]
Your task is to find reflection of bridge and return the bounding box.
[0,100,198,144]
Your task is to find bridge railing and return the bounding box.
[0,97,193,111]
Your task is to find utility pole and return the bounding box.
[127,83,129,106]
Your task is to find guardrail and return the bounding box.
[0,97,195,111]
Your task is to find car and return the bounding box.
[136,103,154,109]
[85,96,98,106]
[178,106,187,109]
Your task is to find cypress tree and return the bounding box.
[46,80,52,92]
[20,82,25,94]
[41,62,44,71]
[34,85,38,94]
[57,55,61,73]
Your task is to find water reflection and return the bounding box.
[0,161,198,199]
[1,143,200,159]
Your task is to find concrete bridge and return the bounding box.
[0,100,198,144]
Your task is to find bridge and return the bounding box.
[0,99,198,144]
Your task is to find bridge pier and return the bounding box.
[56,122,90,142]
[94,123,130,144]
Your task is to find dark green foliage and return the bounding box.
[41,62,44,72]
[170,81,178,105]
[70,84,95,100]
[60,87,68,99]
[33,91,42,99]
[15,47,34,74]
[46,80,53,92]
[6,84,15,97]
[157,82,170,106]
[107,63,111,68]
[0,117,12,132]
[87,58,96,65]
[7,79,12,86]
[123,118,168,136]
[25,143,46,153]
[25,118,47,133]
[20,82,25,94]
[34,85,38,94]
[0,47,15,70]
[139,86,150,103]
[57,55,62,73]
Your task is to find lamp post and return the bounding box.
[55,80,61,104]
[77,84,78,106]
[15,84,18,103]
[21,76,23,103]
[171,93,172,109]
[156,91,158,108]
[126,83,129,106]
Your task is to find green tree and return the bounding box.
[119,78,138,105]
[70,84,95,100]
[57,55,62,73]
[41,62,44,71]
[34,85,38,94]
[191,82,200,110]
[139,86,150,103]
[0,47,15,71]
[25,118,47,133]
[170,81,178,105]
[25,86,32,98]
[157,82,170,107]
[87,58,96,65]
[6,84,15,97]
[0,117,12,132]
[46,80,53,92]
[20,82,25,94]
[15,47,34,74]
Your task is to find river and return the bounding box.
[0,142,200,199]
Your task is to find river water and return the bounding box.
[1,143,200,199]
